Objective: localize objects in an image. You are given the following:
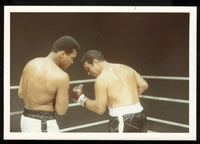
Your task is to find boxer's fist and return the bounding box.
[72,84,88,107]
[72,84,84,99]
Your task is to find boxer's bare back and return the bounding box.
[83,61,148,112]
[100,64,140,107]
[95,63,145,108]
[18,57,69,114]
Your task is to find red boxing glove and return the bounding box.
[72,84,88,107]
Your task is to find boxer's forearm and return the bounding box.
[84,99,105,115]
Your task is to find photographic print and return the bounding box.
[4,6,197,140]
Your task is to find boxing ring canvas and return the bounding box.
[4,6,197,140]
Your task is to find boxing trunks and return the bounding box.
[20,107,60,132]
[108,102,147,133]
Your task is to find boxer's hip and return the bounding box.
[108,103,147,132]
[21,107,59,132]
[23,107,55,120]
[108,102,143,116]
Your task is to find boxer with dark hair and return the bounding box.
[72,50,148,133]
[18,35,80,132]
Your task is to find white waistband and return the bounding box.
[108,102,143,117]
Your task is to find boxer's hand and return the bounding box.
[72,84,88,107]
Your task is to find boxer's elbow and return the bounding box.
[57,111,65,115]
[138,82,149,95]
[55,104,68,115]
[140,81,148,90]
[56,108,68,115]
[95,106,106,115]
[18,93,23,99]
[96,110,105,115]
[143,82,149,90]
[18,89,23,99]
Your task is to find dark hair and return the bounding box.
[51,35,80,54]
[81,50,105,65]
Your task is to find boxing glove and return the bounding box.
[72,84,88,107]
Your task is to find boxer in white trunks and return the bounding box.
[18,35,80,132]
[72,50,148,133]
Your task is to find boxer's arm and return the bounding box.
[55,74,69,115]
[134,70,149,95]
[84,78,107,115]
[18,76,23,99]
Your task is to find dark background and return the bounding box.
[0,0,198,142]
[9,12,190,133]
[10,13,189,85]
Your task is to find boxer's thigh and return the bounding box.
[108,116,119,132]
[20,115,42,132]
[47,119,60,132]
[123,112,147,132]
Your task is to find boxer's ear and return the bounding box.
[59,51,66,59]
[93,59,98,65]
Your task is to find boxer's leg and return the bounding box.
[20,114,42,132]
[123,112,147,132]
[46,119,60,132]
[108,115,119,132]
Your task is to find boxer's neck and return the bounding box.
[46,52,60,66]
[98,61,110,72]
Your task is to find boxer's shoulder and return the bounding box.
[95,72,110,87]
[53,71,69,86]
[24,57,69,84]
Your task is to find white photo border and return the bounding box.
[4,6,197,140]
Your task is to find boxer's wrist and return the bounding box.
[77,94,88,107]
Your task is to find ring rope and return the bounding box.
[9,75,189,132]
[10,75,189,90]
[10,97,189,131]
[10,95,188,116]
[146,117,189,128]
[10,103,81,116]
[59,116,189,132]
[59,120,109,132]
[142,75,189,80]
[140,95,189,104]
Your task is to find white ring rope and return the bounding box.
[9,75,189,132]
[10,111,189,132]
[140,95,189,104]
[60,120,109,132]
[10,75,189,90]
[10,103,81,116]
[10,95,189,116]
[142,75,189,80]
[10,95,189,131]
[59,115,189,132]
[146,117,189,128]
